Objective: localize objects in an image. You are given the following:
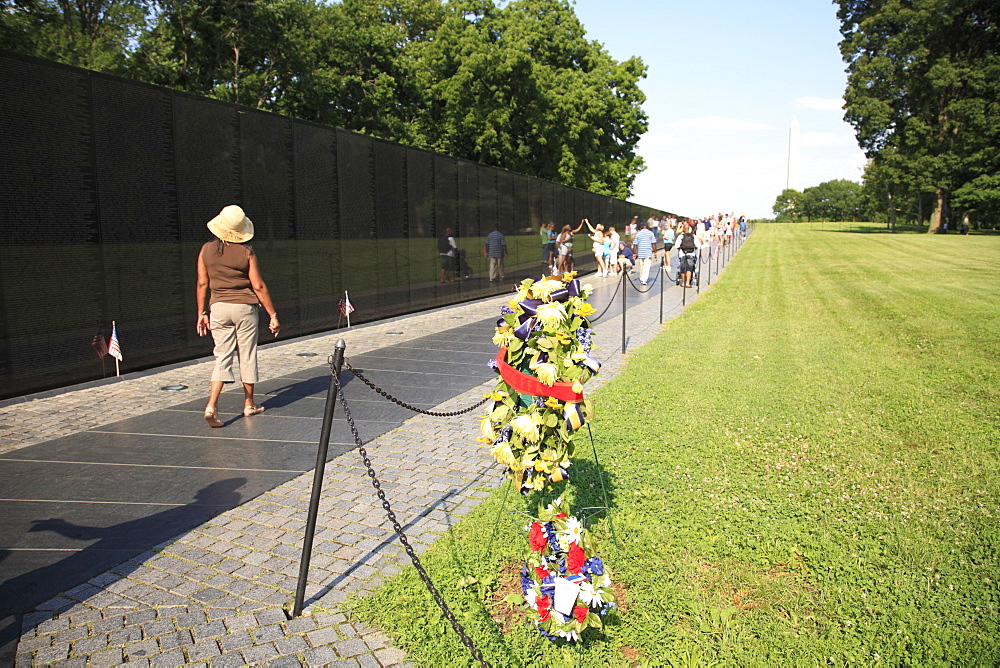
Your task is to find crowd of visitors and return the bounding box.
[554,212,748,287]
[438,212,748,286]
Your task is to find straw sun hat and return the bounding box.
[207,205,254,243]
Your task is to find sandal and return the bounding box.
[243,405,265,417]
[204,410,223,428]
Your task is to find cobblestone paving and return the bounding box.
[12,268,717,666]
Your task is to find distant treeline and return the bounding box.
[0,0,648,199]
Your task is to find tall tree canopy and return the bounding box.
[0,0,147,71]
[1,0,648,197]
[837,0,1000,231]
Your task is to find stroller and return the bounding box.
[676,250,699,286]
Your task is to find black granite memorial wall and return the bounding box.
[0,51,676,399]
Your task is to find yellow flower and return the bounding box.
[572,381,583,393]
[533,363,558,386]
[510,414,542,442]
[544,396,562,409]
[491,440,518,468]
[555,331,572,344]
[485,391,503,401]
[513,287,531,303]
[476,437,493,444]
[492,328,514,347]
[562,271,578,281]
[574,302,596,318]
[530,278,563,301]
[535,302,567,328]
[480,418,496,441]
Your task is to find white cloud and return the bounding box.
[795,96,845,112]
[663,116,774,133]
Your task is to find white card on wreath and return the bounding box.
[552,576,580,617]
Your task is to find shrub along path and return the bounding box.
[352,224,1000,665]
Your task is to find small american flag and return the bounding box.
[338,292,355,317]
[108,323,123,362]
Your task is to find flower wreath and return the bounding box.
[514,497,615,642]
[480,273,601,494]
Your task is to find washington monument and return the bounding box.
[786,116,801,191]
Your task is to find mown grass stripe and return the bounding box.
[349,224,1000,665]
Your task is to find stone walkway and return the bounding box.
[6,264,721,667]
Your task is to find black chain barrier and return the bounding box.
[587,271,624,323]
[624,264,661,293]
[345,362,489,416]
[661,262,676,283]
[331,367,492,668]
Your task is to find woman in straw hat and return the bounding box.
[196,205,280,427]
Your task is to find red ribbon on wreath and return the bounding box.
[495,348,584,403]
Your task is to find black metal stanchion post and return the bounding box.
[696,249,702,294]
[659,257,664,324]
[620,268,627,354]
[292,339,346,617]
[708,243,713,286]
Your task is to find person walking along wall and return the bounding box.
[196,205,280,428]
[632,221,658,286]
[484,224,507,282]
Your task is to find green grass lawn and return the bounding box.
[348,224,1000,666]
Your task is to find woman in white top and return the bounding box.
[606,226,621,275]
[584,220,610,277]
[556,219,585,273]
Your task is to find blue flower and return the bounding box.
[520,567,533,593]
[487,358,499,371]
[545,522,559,549]
[500,305,514,315]
[585,557,604,575]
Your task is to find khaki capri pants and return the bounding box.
[209,302,260,384]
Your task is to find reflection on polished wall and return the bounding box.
[0,51,674,399]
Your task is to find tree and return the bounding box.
[838,0,1000,233]
[805,179,862,221]
[773,188,802,221]
[0,0,149,72]
[773,181,862,222]
[413,0,647,197]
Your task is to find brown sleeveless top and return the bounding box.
[200,240,258,306]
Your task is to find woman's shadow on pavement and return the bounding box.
[0,477,246,663]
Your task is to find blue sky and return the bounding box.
[571,0,868,219]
